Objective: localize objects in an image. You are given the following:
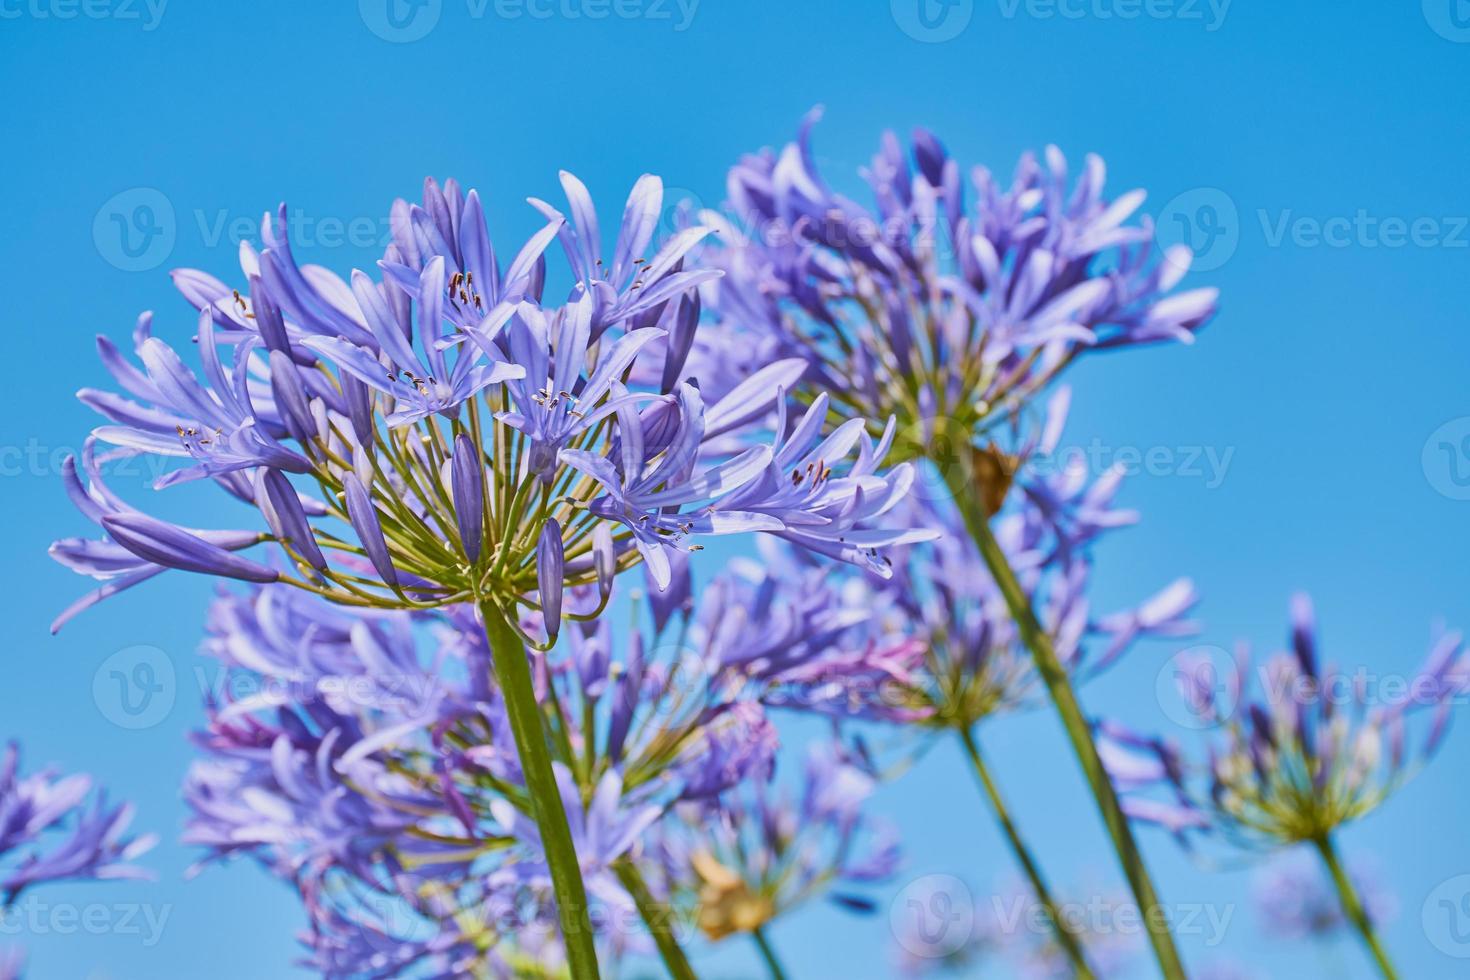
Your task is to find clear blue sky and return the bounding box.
[3,2,1469,977]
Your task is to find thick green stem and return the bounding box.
[751,926,788,980]
[941,465,1187,980]
[1314,835,1399,980]
[479,600,601,980]
[958,727,1097,979]
[615,860,698,980]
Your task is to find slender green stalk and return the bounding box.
[614,860,698,980]
[958,727,1097,979]
[478,599,601,980]
[940,465,1187,980]
[751,926,788,980]
[1313,834,1399,980]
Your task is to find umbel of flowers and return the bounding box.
[678,110,1219,980]
[1106,595,1467,980]
[51,174,926,978]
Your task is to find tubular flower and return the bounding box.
[679,108,1219,465]
[1105,595,1468,848]
[53,174,918,631]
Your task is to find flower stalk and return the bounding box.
[1313,834,1399,980]
[958,726,1097,979]
[615,860,698,980]
[941,462,1187,980]
[479,598,601,980]
[751,926,788,980]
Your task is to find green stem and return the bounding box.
[615,861,698,980]
[478,599,601,980]
[751,926,788,980]
[940,465,1187,980]
[958,727,1097,979]
[1313,834,1399,980]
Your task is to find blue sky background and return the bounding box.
[3,1,1470,977]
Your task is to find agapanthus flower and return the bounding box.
[0,744,154,979]
[1253,851,1396,942]
[54,172,917,628]
[56,172,925,977]
[674,108,1218,466]
[640,741,900,947]
[1108,594,1467,848]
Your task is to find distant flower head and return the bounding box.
[644,740,900,943]
[53,173,922,638]
[0,744,154,904]
[0,745,153,980]
[1253,850,1396,941]
[1107,595,1467,847]
[680,108,1219,468]
[760,389,1197,733]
